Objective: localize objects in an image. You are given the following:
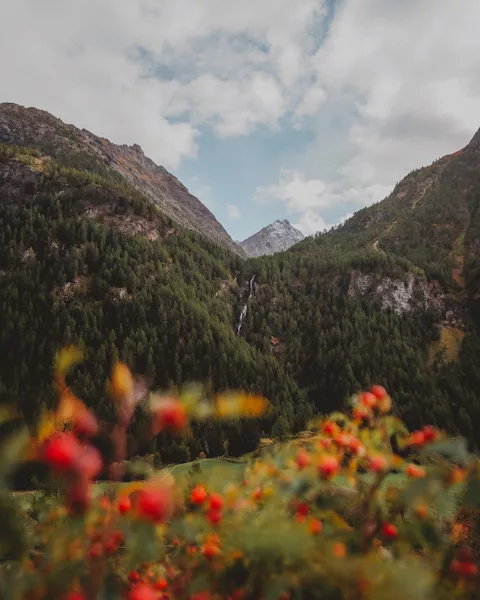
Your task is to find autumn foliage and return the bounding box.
[0,348,479,599]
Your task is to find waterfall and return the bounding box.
[236,274,256,334]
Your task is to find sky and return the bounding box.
[2,1,480,241]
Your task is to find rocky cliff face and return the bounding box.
[0,102,242,255]
[240,219,305,257]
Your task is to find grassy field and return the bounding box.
[11,457,248,506]
[10,456,464,524]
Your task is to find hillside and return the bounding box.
[236,129,480,446]
[240,219,305,257]
[0,142,309,465]
[1,104,480,459]
[0,103,242,255]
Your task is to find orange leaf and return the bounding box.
[215,393,269,418]
[110,362,133,400]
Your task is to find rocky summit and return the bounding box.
[240,219,305,257]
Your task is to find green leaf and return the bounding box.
[0,423,29,477]
[399,474,443,507]
[420,438,470,466]
[383,416,409,438]
[462,478,480,508]
[265,580,289,600]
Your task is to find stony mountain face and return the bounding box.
[0,102,242,255]
[240,219,305,257]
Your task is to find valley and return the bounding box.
[1,102,480,472]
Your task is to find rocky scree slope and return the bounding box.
[0,102,243,255]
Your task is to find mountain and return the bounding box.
[1,101,480,462]
[0,103,242,255]
[0,114,309,465]
[237,127,480,447]
[240,219,305,257]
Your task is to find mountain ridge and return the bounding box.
[1,102,480,458]
[0,102,244,255]
[240,219,305,257]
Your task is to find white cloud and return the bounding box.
[293,211,330,236]
[258,0,480,233]
[227,204,242,220]
[3,0,480,234]
[0,0,327,167]
[307,0,480,198]
[256,170,331,212]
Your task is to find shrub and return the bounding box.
[0,349,479,599]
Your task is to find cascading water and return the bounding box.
[236,274,256,334]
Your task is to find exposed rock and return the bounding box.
[111,287,129,303]
[22,248,35,263]
[53,276,90,301]
[348,270,446,316]
[240,219,304,257]
[85,204,159,240]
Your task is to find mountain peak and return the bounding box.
[240,219,304,257]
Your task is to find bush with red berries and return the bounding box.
[0,350,479,599]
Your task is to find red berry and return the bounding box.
[309,518,322,535]
[156,399,187,432]
[323,422,337,436]
[352,405,370,420]
[333,433,350,448]
[191,485,208,505]
[382,523,398,539]
[296,449,311,469]
[361,392,377,408]
[423,425,437,442]
[369,455,387,472]
[209,493,224,511]
[76,445,103,480]
[348,436,362,454]
[43,433,82,471]
[409,431,426,446]
[155,578,168,591]
[252,487,262,500]
[137,486,173,523]
[105,537,118,555]
[73,410,98,438]
[318,456,339,479]
[66,592,87,600]
[370,385,387,400]
[207,508,222,525]
[415,504,428,519]
[450,559,462,574]
[128,571,140,582]
[203,542,220,559]
[459,561,478,578]
[297,503,309,517]
[458,546,474,562]
[128,582,157,600]
[118,495,132,514]
[406,464,426,478]
[88,541,103,560]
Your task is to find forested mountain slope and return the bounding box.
[0,103,242,255]
[1,104,480,462]
[237,129,480,446]
[0,143,310,464]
